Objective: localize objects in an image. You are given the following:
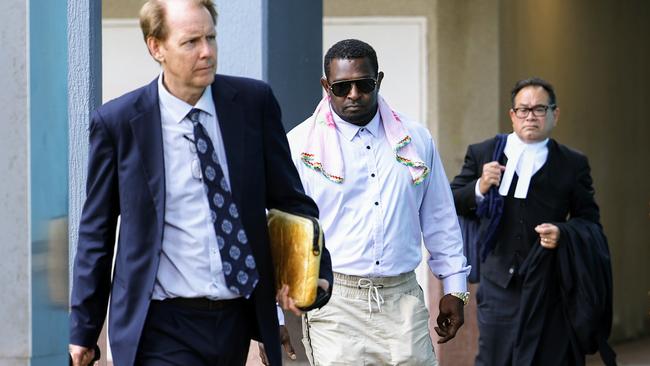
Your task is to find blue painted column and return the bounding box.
[29,0,70,364]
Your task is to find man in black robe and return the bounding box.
[451,77,614,365]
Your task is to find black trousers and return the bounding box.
[475,274,521,366]
[135,298,253,366]
[475,273,576,366]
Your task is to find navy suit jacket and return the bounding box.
[70,75,332,366]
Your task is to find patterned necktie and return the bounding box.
[187,108,259,298]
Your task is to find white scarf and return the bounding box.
[499,133,549,198]
[300,95,429,185]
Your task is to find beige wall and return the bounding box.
[500,0,650,342]
[103,0,142,18]
[435,0,500,178]
[325,0,439,142]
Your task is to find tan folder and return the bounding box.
[267,208,323,308]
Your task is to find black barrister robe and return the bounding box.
[514,218,616,365]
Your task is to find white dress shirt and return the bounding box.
[288,110,469,293]
[152,74,239,300]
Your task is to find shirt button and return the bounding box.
[375,261,379,265]
[371,173,376,178]
[374,202,379,206]
[366,145,371,150]
[509,267,515,274]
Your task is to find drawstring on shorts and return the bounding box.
[357,278,384,313]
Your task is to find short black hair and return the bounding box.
[323,39,379,79]
[510,77,557,108]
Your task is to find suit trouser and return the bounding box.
[301,271,437,366]
[135,298,252,366]
[475,274,521,366]
[475,272,575,366]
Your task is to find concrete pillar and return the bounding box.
[0,1,30,365]
[68,0,103,287]
[68,0,104,363]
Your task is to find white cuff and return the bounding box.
[442,272,469,294]
[276,303,285,326]
[475,179,485,203]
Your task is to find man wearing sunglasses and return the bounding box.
[450,77,613,365]
[283,39,469,365]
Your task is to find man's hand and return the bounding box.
[258,325,297,365]
[434,294,464,344]
[276,280,330,316]
[279,325,297,360]
[276,284,303,316]
[535,223,560,249]
[479,161,506,195]
[317,278,330,294]
[69,344,96,366]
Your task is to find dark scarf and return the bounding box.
[476,133,507,261]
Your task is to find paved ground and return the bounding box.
[586,336,650,366]
[100,335,650,365]
[245,336,650,366]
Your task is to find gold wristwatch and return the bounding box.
[450,292,470,305]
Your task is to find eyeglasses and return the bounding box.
[512,104,556,119]
[183,134,202,180]
[328,78,377,97]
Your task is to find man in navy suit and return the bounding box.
[68,1,331,365]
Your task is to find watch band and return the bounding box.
[450,291,470,306]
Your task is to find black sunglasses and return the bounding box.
[329,78,377,97]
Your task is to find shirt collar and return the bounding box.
[331,107,381,142]
[509,132,549,151]
[158,73,215,124]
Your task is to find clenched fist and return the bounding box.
[478,161,506,195]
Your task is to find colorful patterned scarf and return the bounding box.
[300,95,429,185]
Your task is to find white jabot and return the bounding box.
[153,73,239,300]
[288,110,469,294]
[498,133,549,198]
